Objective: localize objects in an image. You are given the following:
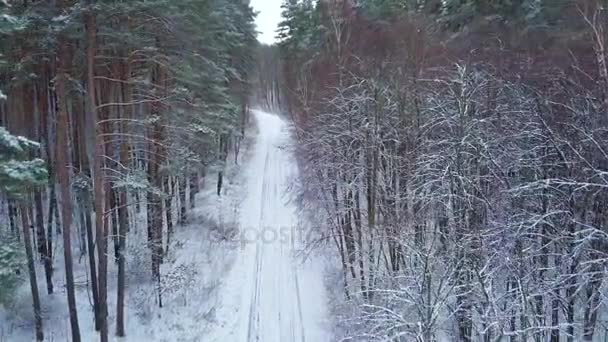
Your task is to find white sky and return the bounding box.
[251,0,283,45]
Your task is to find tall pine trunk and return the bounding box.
[8,199,18,239]
[34,190,53,294]
[20,205,44,341]
[189,171,199,209]
[34,73,54,295]
[116,186,128,336]
[116,51,132,337]
[109,189,120,262]
[85,5,108,341]
[148,63,165,308]
[164,176,173,254]
[179,176,187,224]
[56,35,82,342]
[74,77,100,328]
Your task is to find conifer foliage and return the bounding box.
[0,0,256,340]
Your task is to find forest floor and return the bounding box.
[0,110,330,342]
[1,148,247,342]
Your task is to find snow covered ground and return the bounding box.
[206,110,330,342]
[0,151,248,341]
[0,110,330,341]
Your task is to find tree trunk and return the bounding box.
[47,180,61,235]
[582,281,602,341]
[582,247,604,341]
[551,253,561,342]
[147,59,166,308]
[83,190,100,329]
[164,176,173,254]
[189,171,199,209]
[147,144,164,307]
[8,199,18,240]
[352,189,366,298]
[179,176,187,224]
[116,51,131,336]
[536,194,549,339]
[116,188,128,337]
[85,6,108,341]
[71,96,88,257]
[40,64,56,279]
[56,35,82,342]
[33,76,54,294]
[34,190,53,294]
[217,134,227,196]
[566,270,576,342]
[20,205,44,341]
[73,61,100,328]
[109,188,120,262]
[217,171,223,196]
[28,205,36,254]
[566,221,578,342]
[46,183,54,262]
[455,268,473,342]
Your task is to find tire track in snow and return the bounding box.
[247,148,271,342]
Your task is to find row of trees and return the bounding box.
[0,0,256,341]
[253,44,285,112]
[279,0,608,340]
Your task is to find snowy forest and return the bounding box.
[277,0,608,341]
[0,0,256,341]
[1,0,608,341]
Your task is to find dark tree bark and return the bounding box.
[85,4,109,340]
[20,206,44,341]
[164,176,173,254]
[33,70,54,295]
[116,188,128,337]
[41,75,57,293]
[8,199,18,240]
[34,190,53,294]
[71,95,88,257]
[189,171,199,209]
[116,50,132,337]
[56,35,82,342]
[148,61,166,308]
[178,176,187,224]
[217,171,223,196]
[46,183,54,265]
[109,188,120,262]
[73,75,100,328]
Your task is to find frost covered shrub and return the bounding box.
[0,234,24,304]
[161,264,199,304]
[127,239,152,285]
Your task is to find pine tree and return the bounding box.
[0,127,47,341]
[0,0,257,339]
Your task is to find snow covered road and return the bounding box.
[208,110,329,342]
